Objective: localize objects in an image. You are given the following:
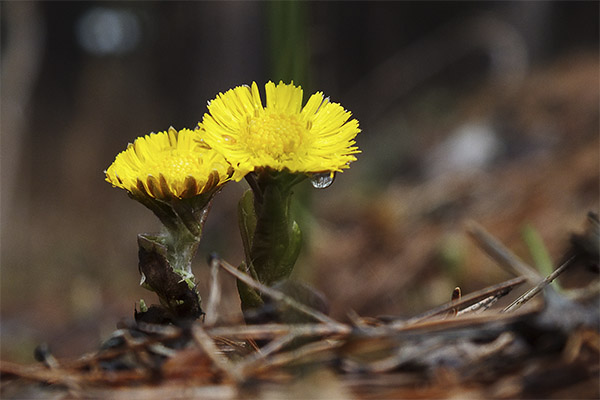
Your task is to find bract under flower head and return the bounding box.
[200,81,361,179]
[105,127,232,200]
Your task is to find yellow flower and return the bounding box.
[105,127,232,200]
[200,81,360,178]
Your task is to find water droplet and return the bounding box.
[310,172,335,189]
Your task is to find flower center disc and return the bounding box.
[150,151,197,179]
[244,113,305,159]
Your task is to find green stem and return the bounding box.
[250,181,299,286]
[135,193,217,320]
[237,170,304,312]
[137,233,203,320]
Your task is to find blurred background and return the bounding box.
[1,1,598,362]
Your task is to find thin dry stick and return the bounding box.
[190,324,243,383]
[133,320,181,336]
[353,341,448,374]
[147,343,178,358]
[204,256,222,326]
[33,345,83,397]
[466,220,541,284]
[215,256,350,331]
[456,294,501,316]
[503,255,578,313]
[357,330,514,374]
[68,323,182,370]
[0,361,81,385]
[208,323,350,340]
[234,332,298,375]
[346,309,374,328]
[250,337,343,374]
[84,384,238,400]
[392,276,525,328]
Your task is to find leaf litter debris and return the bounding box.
[1,213,598,399]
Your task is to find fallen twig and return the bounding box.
[204,256,223,326]
[391,276,525,328]
[214,255,350,331]
[190,324,242,382]
[466,220,541,284]
[503,254,578,312]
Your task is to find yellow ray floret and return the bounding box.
[105,127,232,200]
[200,81,361,179]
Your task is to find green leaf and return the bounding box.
[521,223,560,290]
